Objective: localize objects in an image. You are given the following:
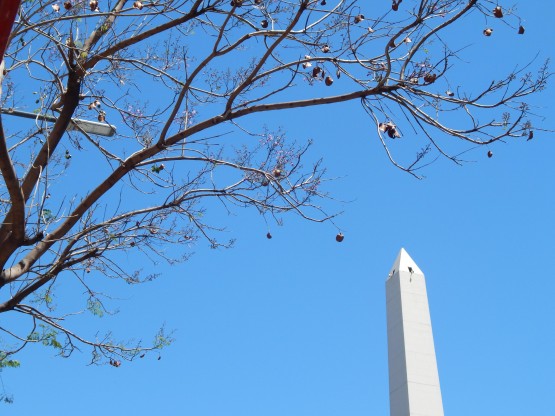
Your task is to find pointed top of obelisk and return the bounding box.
[387,248,423,279]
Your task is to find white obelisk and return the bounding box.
[386,248,444,416]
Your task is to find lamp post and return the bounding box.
[0,108,117,137]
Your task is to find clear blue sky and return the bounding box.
[2,1,554,414]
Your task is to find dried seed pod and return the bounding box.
[483,28,493,36]
[325,76,334,86]
[446,90,455,97]
[52,4,60,12]
[527,130,534,141]
[98,112,106,122]
[354,14,364,24]
[63,1,72,10]
[89,0,98,11]
[335,233,344,242]
[320,0,326,5]
[423,73,437,83]
[493,6,503,18]
[133,1,143,9]
[312,66,322,78]
[387,127,400,139]
[261,20,268,28]
[321,44,330,53]
[272,168,282,177]
[266,232,272,239]
[518,25,525,35]
[487,150,493,158]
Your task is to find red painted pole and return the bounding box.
[0,0,22,66]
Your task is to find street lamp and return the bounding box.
[0,108,117,137]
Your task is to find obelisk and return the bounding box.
[386,248,444,416]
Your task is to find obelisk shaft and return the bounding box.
[386,248,444,416]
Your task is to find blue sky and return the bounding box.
[2,1,555,414]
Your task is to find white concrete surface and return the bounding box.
[386,248,444,416]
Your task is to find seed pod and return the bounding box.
[354,14,364,24]
[312,66,322,78]
[64,1,72,10]
[325,76,334,86]
[272,168,282,177]
[335,233,344,242]
[483,28,493,36]
[423,73,437,83]
[89,0,98,11]
[493,6,503,18]
[518,25,525,35]
[261,20,268,28]
[52,4,60,12]
[321,44,330,53]
[133,1,143,9]
[487,150,493,158]
[266,232,272,239]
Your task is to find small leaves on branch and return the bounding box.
[151,164,165,173]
